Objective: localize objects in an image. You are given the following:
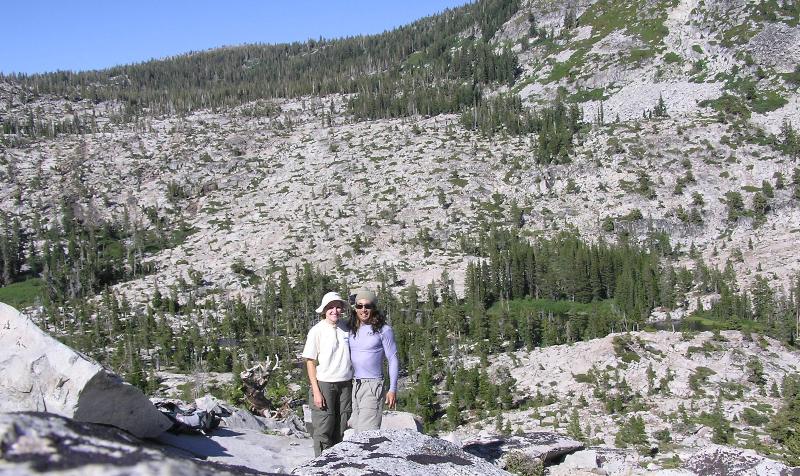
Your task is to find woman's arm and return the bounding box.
[306,358,326,409]
[382,326,400,409]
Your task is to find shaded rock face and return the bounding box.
[0,412,278,476]
[291,429,511,475]
[0,302,171,438]
[462,432,584,465]
[157,426,313,474]
[683,445,800,476]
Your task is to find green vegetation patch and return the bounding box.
[750,90,788,113]
[685,312,769,334]
[0,278,45,309]
[689,366,717,395]
[488,298,616,318]
[570,87,607,103]
[721,23,759,47]
[547,54,584,83]
[449,176,468,188]
[143,226,197,254]
[700,94,752,120]
[626,49,657,64]
[579,0,670,47]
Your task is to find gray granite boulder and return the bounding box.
[682,445,800,476]
[291,429,512,475]
[0,411,279,476]
[380,411,423,431]
[562,449,599,469]
[0,302,171,438]
[461,431,584,466]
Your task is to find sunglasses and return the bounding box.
[354,303,375,310]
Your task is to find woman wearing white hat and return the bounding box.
[302,291,353,456]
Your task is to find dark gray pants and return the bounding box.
[310,380,352,456]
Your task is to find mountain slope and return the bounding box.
[2,0,800,466]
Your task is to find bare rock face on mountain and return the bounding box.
[748,23,800,72]
[0,302,171,438]
[0,412,274,476]
[291,429,512,476]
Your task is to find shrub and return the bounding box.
[654,428,672,442]
[751,90,788,113]
[701,94,751,121]
[615,415,648,449]
[503,451,544,476]
[613,335,641,363]
[742,407,770,426]
[689,367,716,395]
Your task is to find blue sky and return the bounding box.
[1,1,471,75]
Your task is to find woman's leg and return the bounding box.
[334,380,353,443]
[310,382,336,456]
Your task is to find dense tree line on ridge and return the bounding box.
[2,0,521,120]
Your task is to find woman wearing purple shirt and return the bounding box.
[348,287,400,432]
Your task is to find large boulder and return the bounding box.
[0,302,171,438]
[682,445,800,476]
[548,447,646,475]
[462,431,584,466]
[0,412,277,476]
[380,410,423,431]
[291,429,512,475]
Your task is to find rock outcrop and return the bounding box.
[291,429,512,475]
[157,425,314,474]
[462,432,584,465]
[0,412,276,476]
[379,411,423,431]
[0,302,171,438]
[683,445,800,476]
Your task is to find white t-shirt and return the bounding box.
[302,319,353,382]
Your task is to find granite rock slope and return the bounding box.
[292,429,512,476]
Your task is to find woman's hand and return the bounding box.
[306,359,326,409]
[313,389,326,409]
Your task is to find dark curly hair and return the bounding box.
[350,306,386,336]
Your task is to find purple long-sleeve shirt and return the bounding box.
[349,323,399,393]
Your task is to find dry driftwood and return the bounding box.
[240,354,290,418]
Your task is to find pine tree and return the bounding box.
[567,408,585,441]
[710,395,734,444]
[446,394,461,429]
[414,369,437,431]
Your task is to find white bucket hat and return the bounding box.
[315,291,347,313]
